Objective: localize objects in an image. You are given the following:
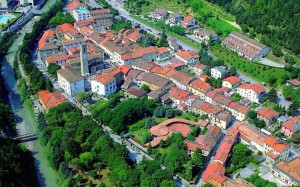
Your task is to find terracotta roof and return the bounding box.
[150,66,164,74]
[67,0,83,10]
[108,65,131,77]
[282,117,300,133]
[237,83,265,94]
[223,178,255,187]
[189,79,212,93]
[257,107,280,119]
[57,23,79,35]
[121,46,157,61]
[61,38,84,46]
[91,8,109,15]
[38,30,56,50]
[91,73,115,85]
[274,157,300,183]
[132,61,156,72]
[212,93,232,106]
[68,46,80,54]
[223,76,240,85]
[175,50,200,61]
[74,18,94,28]
[169,87,190,100]
[214,135,235,163]
[183,15,194,23]
[170,71,194,86]
[237,122,267,147]
[45,54,71,63]
[228,102,250,114]
[184,140,210,152]
[127,31,144,42]
[264,136,289,152]
[153,8,168,15]
[287,79,300,87]
[202,162,226,184]
[38,90,67,109]
[156,46,169,55]
[194,63,209,71]
[267,150,280,159]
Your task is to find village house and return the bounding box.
[45,54,75,67]
[210,66,228,79]
[175,50,200,64]
[193,63,210,76]
[72,5,91,21]
[150,8,168,20]
[222,76,241,89]
[147,84,175,105]
[38,30,61,63]
[57,67,85,97]
[286,79,300,88]
[257,107,280,126]
[272,157,300,186]
[56,23,82,40]
[187,79,212,100]
[124,86,147,98]
[61,38,84,51]
[222,31,270,61]
[91,73,117,97]
[263,136,289,165]
[194,29,218,43]
[203,161,227,186]
[168,37,179,51]
[281,116,300,138]
[168,71,195,90]
[141,73,171,91]
[120,46,158,66]
[105,65,131,86]
[169,12,183,24]
[236,83,266,103]
[67,0,83,14]
[169,86,191,106]
[37,90,67,112]
[228,101,250,121]
[131,60,157,73]
[181,15,196,28]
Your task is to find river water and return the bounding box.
[0,13,58,187]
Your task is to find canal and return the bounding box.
[0,10,58,187]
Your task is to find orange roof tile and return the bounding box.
[257,107,280,119]
[282,117,300,133]
[203,162,226,183]
[91,73,115,85]
[223,76,240,85]
[45,54,71,63]
[264,136,289,152]
[169,87,190,100]
[189,79,212,93]
[183,15,194,23]
[67,0,83,10]
[38,30,55,50]
[237,83,265,94]
[38,90,67,110]
[274,158,300,182]
[176,50,200,61]
[91,9,109,15]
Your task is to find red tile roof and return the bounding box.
[214,135,235,163]
[45,54,71,64]
[91,8,109,15]
[282,116,300,133]
[109,65,131,76]
[202,162,226,184]
[274,158,300,182]
[237,83,265,94]
[38,90,67,110]
[257,107,280,119]
[57,23,79,35]
[287,79,300,87]
[38,30,55,50]
[91,73,115,85]
[183,15,194,23]
[176,50,199,61]
[189,79,212,93]
[169,87,190,100]
[67,0,83,10]
[194,63,209,71]
[264,136,289,153]
[223,76,240,85]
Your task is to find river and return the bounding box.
[0,6,58,187]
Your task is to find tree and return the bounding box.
[229,66,237,75]
[284,55,295,65]
[142,132,152,144]
[291,133,300,143]
[157,32,168,47]
[47,63,60,77]
[166,108,175,118]
[230,143,252,171]
[141,84,150,92]
[202,184,213,187]
[287,102,299,116]
[76,91,90,102]
[272,46,283,57]
[264,88,277,103]
[268,75,277,86]
[145,117,157,128]
[142,36,154,47]
[154,106,165,118]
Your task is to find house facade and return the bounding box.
[236,83,266,103]
[211,66,228,79]
[281,116,300,138]
[91,73,117,97]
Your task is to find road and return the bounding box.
[259,58,285,68]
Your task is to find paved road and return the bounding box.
[259,58,285,68]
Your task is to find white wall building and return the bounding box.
[72,6,91,21]
[236,83,266,103]
[91,73,116,97]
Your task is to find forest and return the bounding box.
[206,0,300,55]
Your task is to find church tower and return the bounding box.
[80,41,89,76]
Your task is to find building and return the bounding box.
[91,73,116,97]
[38,30,60,63]
[236,83,266,103]
[257,107,280,126]
[169,12,183,24]
[45,54,74,67]
[150,8,168,20]
[72,5,91,21]
[56,23,82,40]
[124,86,147,98]
[188,79,212,100]
[210,66,228,79]
[0,0,17,13]
[57,67,85,97]
[222,178,255,187]
[281,116,300,138]
[181,15,196,28]
[141,73,171,91]
[194,29,218,43]
[272,157,300,186]
[175,50,200,64]
[193,63,210,76]
[222,76,241,89]
[286,79,300,88]
[263,136,289,164]
[37,90,67,112]
[228,102,250,121]
[222,31,270,61]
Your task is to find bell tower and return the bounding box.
[80,40,89,76]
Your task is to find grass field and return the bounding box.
[205,17,238,37]
[211,45,291,89]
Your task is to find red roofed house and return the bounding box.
[181,15,196,28]
[228,102,250,121]
[104,65,131,85]
[202,162,227,187]
[175,50,200,64]
[45,54,72,67]
[193,63,210,76]
[91,73,117,97]
[150,8,168,20]
[169,86,191,106]
[126,31,145,43]
[67,0,83,13]
[222,76,241,89]
[272,157,300,186]
[257,107,280,126]
[38,30,60,63]
[56,23,81,40]
[281,117,300,138]
[286,79,300,88]
[263,136,289,164]
[236,83,266,103]
[188,78,212,100]
[38,90,67,112]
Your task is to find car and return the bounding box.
[147,28,152,32]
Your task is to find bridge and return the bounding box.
[31,10,43,15]
[13,132,37,142]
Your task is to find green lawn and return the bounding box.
[176,113,198,122]
[211,45,291,89]
[0,13,22,31]
[88,99,108,111]
[263,102,277,108]
[128,118,148,144]
[205,17,239,37]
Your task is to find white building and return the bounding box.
[175,50,200,64]
[57,67,85,97]
[91,73,116,97]
[272,158,300,186]
[210,66,228,79]
[72,6,91,21]
[236,83,266,103]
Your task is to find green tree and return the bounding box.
[141,84,151,92]
[154,106,165,118]
[288,102,299,116]
[76,91,90,102]
[47,63,60,77]
[145,117,157,128]
[264,88,277,103]
[166,108,175,118]
[272,46,283,57]
[229,66,237,75]
[291,133,300,143]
